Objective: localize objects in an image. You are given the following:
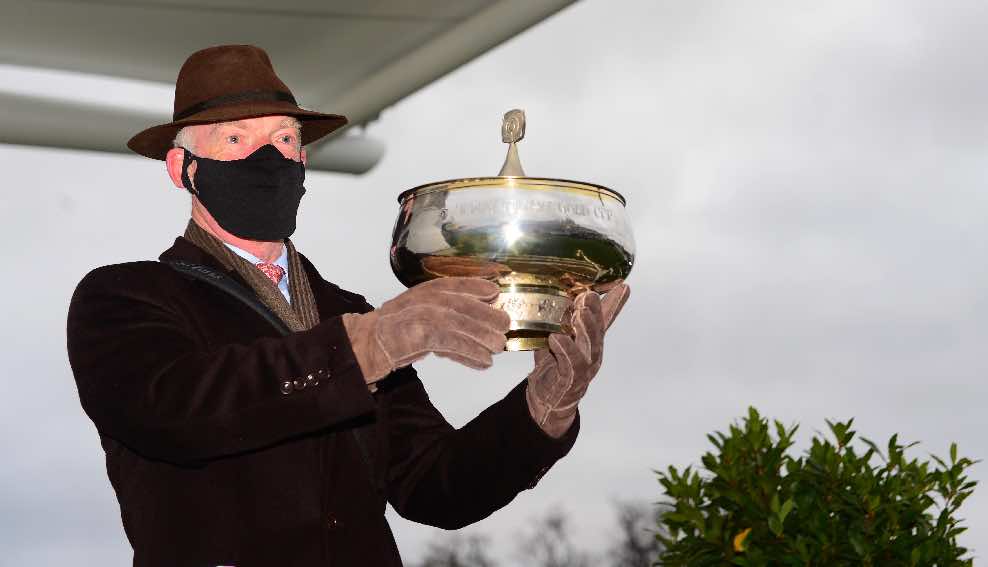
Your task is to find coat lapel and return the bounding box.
[159,237,250,286]
[159,236,369,324]
[158,236,288,334]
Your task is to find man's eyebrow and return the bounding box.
[279,118,302,130]
[211,121,248,133]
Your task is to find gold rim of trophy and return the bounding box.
[396,176,628,206]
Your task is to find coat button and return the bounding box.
[280,381,293,395]
[327,516,343,531]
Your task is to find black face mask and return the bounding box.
[181,144,306,241]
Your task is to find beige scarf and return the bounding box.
[184,220,320,332]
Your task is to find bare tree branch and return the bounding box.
[416,533,498,567]
[606,501,663,567]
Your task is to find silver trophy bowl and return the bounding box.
[389,111,635,350]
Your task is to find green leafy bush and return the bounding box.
[656,408,977,566]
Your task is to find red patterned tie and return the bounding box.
[256,262,285,286]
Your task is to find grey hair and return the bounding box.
[173,126,196,153]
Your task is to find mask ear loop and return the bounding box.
[294,125,307,183]
[179,148,199,196]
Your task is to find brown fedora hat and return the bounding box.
[127,45,347,160]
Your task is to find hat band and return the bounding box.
[173,89,298,121]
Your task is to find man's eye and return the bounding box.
[280,134,296,144]
[227,135,240,144]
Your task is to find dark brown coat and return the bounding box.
[66,237,578,567]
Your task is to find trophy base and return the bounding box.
[505,330,549,351]
[493,287,573,351]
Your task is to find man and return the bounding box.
[67,45,630,567]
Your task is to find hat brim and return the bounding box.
[127,101,348,160]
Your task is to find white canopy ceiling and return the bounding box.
[0,0,573,172]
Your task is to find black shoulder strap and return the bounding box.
[164,260,292,336]
[162,260,382,496]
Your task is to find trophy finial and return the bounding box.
[499,109,527,176]
[501,109,526,143]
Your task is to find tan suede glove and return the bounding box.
[342,277,511,385]
[525,282,631,437]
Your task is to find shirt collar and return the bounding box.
[222,242,288,272]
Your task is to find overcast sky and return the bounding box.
[2,0,987,564]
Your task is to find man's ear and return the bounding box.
[300,147,308,167]
[166,147,188,190]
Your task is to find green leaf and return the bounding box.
[748,406,760,423]
[779,498,794,523]
[849,532,866,555]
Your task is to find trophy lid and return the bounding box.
[397,109,626,205]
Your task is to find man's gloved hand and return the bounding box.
[342,277,511,385]
[525,282,631,437]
